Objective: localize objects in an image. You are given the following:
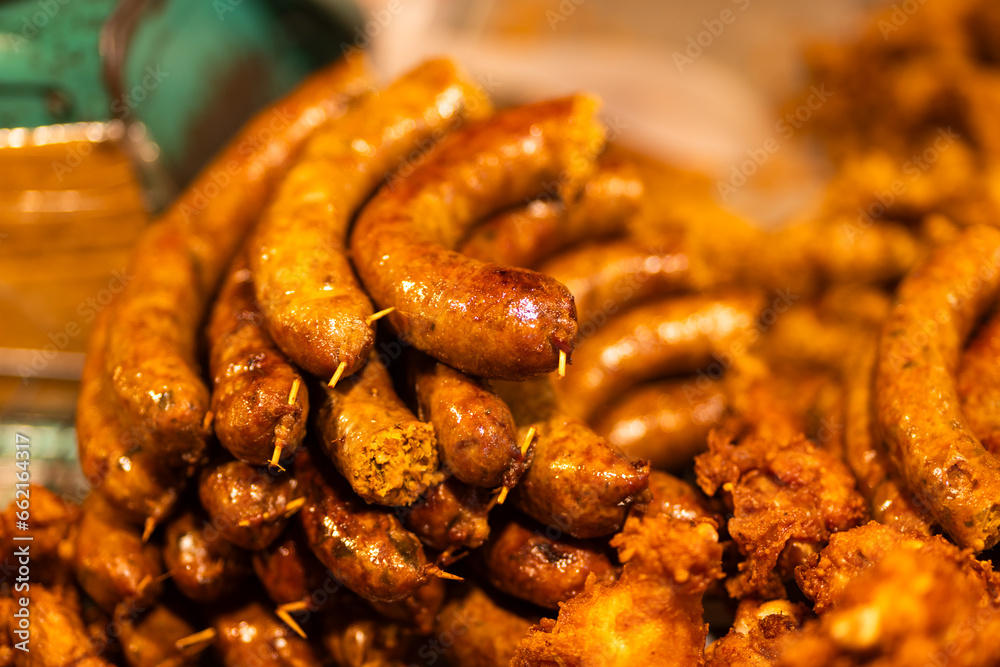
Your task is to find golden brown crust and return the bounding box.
[207,255,308,466]
[317,354,441,506]
[639,470,723,526]
[704,599,808,667]
[958,308,1000,454]
[876,224,1000,551]
[403,477,492,551]
[116,602,196,667]
[413,357,523,488]
[437,585,537,667]
[351,96,606,380]
[7,586,115,667]
[213,601,322,667]
[161,508,252,603]
[251,58,490,380]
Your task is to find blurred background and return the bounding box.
[0,0,885,497]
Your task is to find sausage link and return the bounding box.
[403,477,492,551]
[207,255,309,466]
[197,459,300,550]
[413,356,523,488]
[351,96,606,380]
[298,449,433,603]
[116,602,196,667]
[557,291,762,422]
[436,585,537,667]
[102,56,369,470]
[640,470,723,525]
[876,225,1000,550]
[253,524,338,609]
[317,353,440,506]
[593,378,726,471]
[459,152,643,268]
[162,508,252,603]
[479,515,616,609]
[213,601,322,667]
[368,578,446,635]
[958,308,1000,454]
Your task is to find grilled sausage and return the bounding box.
[403,477,492,551]
[162,508,252,603]
[212,601,322,667]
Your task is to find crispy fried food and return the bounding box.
[368,578,446,635]
[403,477,492,551]
[593,378,726,471]
[511,415,650,539]
[162,508,252,603]
[252,523,339,609]
[251,58,490,381]
[413,356,524,488]
[1,485,77,577]
[459,152,643,269]
[116,602,198,667]
[297,448,434,603]
[512,512,723,666]
[695,425,868,598]
[557,291,762,422]
[705,599,808,667]
[352,96,605,380]
[317,353,441,506]
[197,459,300,550]
[958,308,1000,454]
[73,492,162,613]
[436,585,537,667]
[213,601,322,667]
[876,224,1000,550]
[207,255,309,467]
[103,56,370,473]
[5,585,114,667]
[479,515,616,609]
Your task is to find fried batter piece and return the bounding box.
[512,512,723,666]
[213,601,322,667]
[479,516,616,610]
[4,585,114,667]
[958,308,1000,454]
[198,459,300,550]
[352,96,604,380]
[695,425,868,598]
[162,508,252,603]
[436,585,537,667]
[403,477,492,552]
[73,492,163,613]
[594,378,726,471]
[1,485,77,585]
[705,599,808,667]
[459,151,643,269]
[116,601,198,667]
[207,255,309,467]
[317,353,441,506]
[557,291,762,422]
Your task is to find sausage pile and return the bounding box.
[7,0,1000,662]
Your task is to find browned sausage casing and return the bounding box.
[213,601,322,667]
[298,449,433,603]
[352,96,606,380]
[459,152,644,268]
[413,356,523,488]
[207,255,309,466]
[479,516,616,609]
[403,477,492,551]
[368,577,446,635]
[252,524,340,609]
[317,353,440,506]
[116,602,196,667]
[640,470,723,526]
[958,309,1000,454]
[251,58,491,381]
[101,56,370,472]
[437,585,537,667]
[162,508,252,603]
[197,459,300,550]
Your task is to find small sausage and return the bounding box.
[958,309,1000,454]
[403,477,492,551]
[7,586,114,667]
[316,353,440,506]
[459,153,644,268]
[197,459,300,550]
[103,56,370,474]
[162,508,252,603]
[437,585,537,667]
[207,254,309,466]
[557,291,763,422]
[592,378,726,471]
[368,578,446,635]
[320,598,419,667]
[73,492,163,614]
[213,601,322,667]
[479,516,616,609]
[252,524,339,609]
[876,225,1000,551]
[298,448,434,602]
[116,602,197,667]
[352,96,606,380]
[639,470,723,526]
[413,356,524,488]
[251,58,491,381]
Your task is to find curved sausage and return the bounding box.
[197,459,300,550]
[251,58,491,381]
[207,255,309,467]
[876,224,1000,551]
[297,449,434,603]
[102,56,370,472]
[459,152,643,268]
[316,353,441,506]
[593,378,726,471]
[403,477,492,551]
[162,508,252,603]
[557,291,763,422]
[958,308,1000,454]
[351,96,606,380]
[413,356,524,488]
